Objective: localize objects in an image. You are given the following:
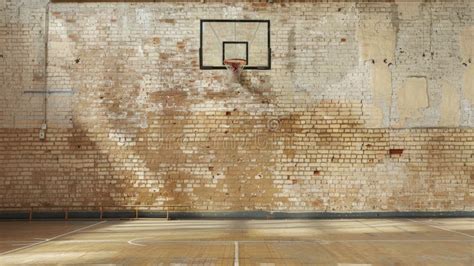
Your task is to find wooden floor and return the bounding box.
[0,218,472,265]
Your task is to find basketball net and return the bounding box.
[224,59,246,83]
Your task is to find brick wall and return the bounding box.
[0,0,472,212]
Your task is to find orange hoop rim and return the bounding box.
[224,58,246,83]
[224,58,247,67]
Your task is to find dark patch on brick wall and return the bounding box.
[160,19,176,24]
[389,148,404,156]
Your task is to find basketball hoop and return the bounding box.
[224,58,246,83]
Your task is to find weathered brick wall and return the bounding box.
[0,1,473,212]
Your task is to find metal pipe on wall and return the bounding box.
[40,0,50,139]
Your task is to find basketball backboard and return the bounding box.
[200,20,271,70]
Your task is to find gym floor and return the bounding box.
[0,218,472,265]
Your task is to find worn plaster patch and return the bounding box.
[365,62,393,128]
[396,0,421,20]
[460,26,474,60]
[357,19,397,62]
[463,66,474,104]
[439,81,460,127]
[365,105,384,128]
[398,77,429,127]
[49,41,74,58]
[460,26,474,104]
[357,17,396,127]
[371,64,392,104]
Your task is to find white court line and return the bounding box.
[11,243,44,247]
[41,239,474,245]
[408,219,474,238]
[338,264,372,266]
[128,238,147,247]
[234,241,239,266]
[0,241,40,243]
[0,221,107,257]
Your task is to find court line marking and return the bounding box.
[419,254,471,261]
[234,241,239,266]
[0,241,41,243]
[407,219,474,238]
[40,239,474,244]
[11,243,40,247]
[128,238,147,247]
[0,221,107,257]
[337,264,372,266]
